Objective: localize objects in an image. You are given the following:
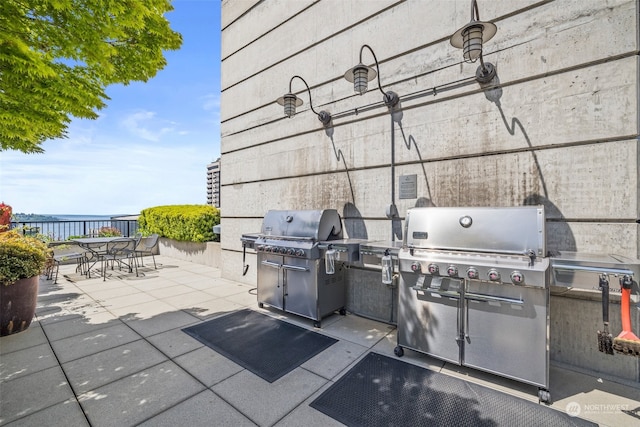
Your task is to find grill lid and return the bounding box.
[260,209,343,241]
[404,206,546,256]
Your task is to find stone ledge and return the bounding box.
[158,238,221,268]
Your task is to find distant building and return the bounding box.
[207,158,220,208]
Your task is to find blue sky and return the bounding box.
[0,0,220,216]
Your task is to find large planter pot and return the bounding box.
[0,276,39,336]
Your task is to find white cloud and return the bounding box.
[120,110,177,142]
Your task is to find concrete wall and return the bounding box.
[158,239,221,268]
[221,0,640,383]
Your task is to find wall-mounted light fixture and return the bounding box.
[276,75,331,126]
[450,0,497,83]
[344,44,399,108]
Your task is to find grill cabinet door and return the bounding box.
[397,271,463,364]
[282,257,316,320]
[462,281,549,388]
[257,253,284,310]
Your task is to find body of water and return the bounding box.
[12,214,138,240]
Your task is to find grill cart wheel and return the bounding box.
[394,346,404,357]
[258,302,264,308]
[339,308,346,316]
[538,388,551,404]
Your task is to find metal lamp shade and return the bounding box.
[462,24,484,62]
[450,21,497,63]
[344,63,377,95]
[276,93,303,118]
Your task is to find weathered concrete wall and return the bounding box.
[158,238,221,268]
[221,0,640,384]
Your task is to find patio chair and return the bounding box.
[135,234,159,269]
[46,242,87,284]
[99,238,138,281]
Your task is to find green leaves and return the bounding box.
[139,205,220,243]
[0,0,182,153]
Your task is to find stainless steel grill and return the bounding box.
[242,209,359,327]
[395,206,552,402]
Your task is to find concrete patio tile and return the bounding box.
[62,339,168,393]
[122,309,201,338]
[108,299,178,320]
[548,364,640,427]
[72,277,131,292]
[37,293,104,319]
[320,313,395,348]
[0,343,58,383]
[78,360,205,427]
[0,323,47,355]
[131,277,183,292]
[301,339,368,381]
[222,289,259,308]
[95,291,158,310]
[173,346,244,387]
[201,281,253,298]
[87,284,142,301]
[41,310,121,342]
[50,323,141,363]
[160,290,219,310]
[174,273,216,286]
[138,389,254,426]
[3,399,89,427]
[181,299,245,320]
[156,268,192,279]
[145,326,204,358]
[163,272,209,285]
[0,366,76,425]
[274,382,346,427]
[180,277,221,290]
[211,368,328,427]
[144,284,199,299]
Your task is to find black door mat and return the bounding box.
[310,352,596,427]
[182,309,337,383]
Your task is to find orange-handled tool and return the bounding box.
[613,275,640,357]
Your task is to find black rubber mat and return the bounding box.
[310,352,597,427]
[182,309,337,382]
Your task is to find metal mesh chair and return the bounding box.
[135,234,159,269]
[46,242,87,284]
[99,238,138,281]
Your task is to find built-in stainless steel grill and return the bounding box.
[395,206,552,402]
[242,209,359,327]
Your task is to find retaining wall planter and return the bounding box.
[158,238,221,268]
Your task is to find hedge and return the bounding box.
[138,205,220,243]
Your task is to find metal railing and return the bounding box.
[10,219,139,241]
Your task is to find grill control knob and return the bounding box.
[256,245,264,252]
[279,247,287,254]
[295,249,305,257]
[427,264,439,275]
[264,246,272,253]
[510,271,525,285]
[447,265,458,277]
[286,248,295,256]
[488,269,501,282]
[411,262,421,273]
[466,267,479,280]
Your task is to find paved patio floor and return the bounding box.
[1,255,639,426]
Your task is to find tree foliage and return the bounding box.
[0,0,182,153]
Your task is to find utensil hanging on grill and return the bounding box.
[597,274,614,355]
[613,274,640,357]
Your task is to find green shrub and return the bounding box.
[138,205,220,242]
[0,231,51,286]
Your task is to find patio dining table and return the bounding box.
[71,237,135,277]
